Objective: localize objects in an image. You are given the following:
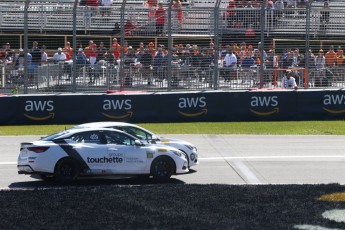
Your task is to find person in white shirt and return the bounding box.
[223,47,237,82]
[53,47,67,79]
[53,48,66,63]
[282,69,298,89]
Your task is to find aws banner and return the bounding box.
[1,90,345,125]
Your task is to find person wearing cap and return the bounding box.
[74,48,87,80]
[282,70,297,89]
[53,47,66,63]
[53,47,67,81]
[111,38,121,60]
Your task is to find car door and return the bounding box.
[68,130,109,174]
[103,130,147,173]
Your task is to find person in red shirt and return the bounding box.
[124,19,136,36]
[155,2,166,36]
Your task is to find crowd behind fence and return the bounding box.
[0,0,345,94]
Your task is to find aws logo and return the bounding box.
[178,97,207,117]
[102,99,133,119]
[322,94,345,114]
[249,96,279,116]
[24,100,55,121]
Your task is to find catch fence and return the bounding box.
[0,0,345,94]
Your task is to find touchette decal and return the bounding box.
[178,96,207,117]
[101,99,133,119]
[249,96,279,116]
[24,100,55,121]
[322,94,345,114]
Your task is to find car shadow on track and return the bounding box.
[8,176,186,189]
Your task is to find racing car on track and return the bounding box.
[17,128,189,182]
[70,122,198,168]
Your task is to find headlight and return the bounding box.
[171,150,183,157]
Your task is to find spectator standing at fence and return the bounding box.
[112,38,121,60]
[281,51,293,68]
[223,47,237,82]
[29,41,42,79]
[101,0,113,17]
[282,69,298,89]
[74,48,87,80]
[139,48,153,85]
[63,42,73,61]
[325,45,337,68]
[53,47,67,62]
[172,0,183,29]
[155,2,166,36]
[97,41,108,58]
[315,49,325,70]
[40,45,48,65]
[84,40,94,60]
[307,49,316,69]
[335,47,345,78]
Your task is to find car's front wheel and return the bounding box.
[54,158,79,182]
[150,156,175,181]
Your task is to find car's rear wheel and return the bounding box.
[150,156,175,181]
[54,158,79,182]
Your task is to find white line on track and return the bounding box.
[0,162,16,165]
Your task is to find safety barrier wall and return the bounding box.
[1,89,345,125]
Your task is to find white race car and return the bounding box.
[17,128,189,182]
[71,122,198,168]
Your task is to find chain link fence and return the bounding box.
[0,0,345,94]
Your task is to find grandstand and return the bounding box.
[1,0,345,94]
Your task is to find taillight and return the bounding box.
[27,146,50,153]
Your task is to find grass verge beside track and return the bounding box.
[1,183,345,229]
[2,121,345,135]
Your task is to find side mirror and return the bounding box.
[134,140,144,146]
[151,135,160,141]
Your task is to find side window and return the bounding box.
[114,126,151,140]
[104,131,135,145]
[70,131,103,144]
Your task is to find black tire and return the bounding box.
[54,158,79,182]
[150,156,176,181]
[38,174,55,182]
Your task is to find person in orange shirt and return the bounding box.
[325,45,337,68]
[84,40,94,59]
[148,42,156,57]
[336,46,345,79]
[111,38,121,60]
[63,41,73,61]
